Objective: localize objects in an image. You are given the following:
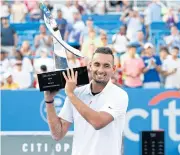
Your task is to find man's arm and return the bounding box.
[34,35,40,48]
[142,67,150,73]
[44,91,71,141]
[68,93,113,130]
[162,69,177,77]
[13,33,18,47]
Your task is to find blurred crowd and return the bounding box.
[1,0,180,90]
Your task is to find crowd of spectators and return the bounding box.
[1,0,180,90]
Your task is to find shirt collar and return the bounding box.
[84,79,113,95]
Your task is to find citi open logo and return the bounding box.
[125,90,180,141]
[40,94,66,123]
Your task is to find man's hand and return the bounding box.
[63,69,78,96]
[170,68,177,75]
[44,91,58,102]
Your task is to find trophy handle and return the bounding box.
[53,37,69,70]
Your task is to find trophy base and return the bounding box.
[37,66,89,91]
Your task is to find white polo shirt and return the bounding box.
[58,80,129,155]
[162,57,180,89]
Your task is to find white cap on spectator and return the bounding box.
[3,72,12,79]
[144,43,154,49]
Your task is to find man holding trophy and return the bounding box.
[40,3,128,155]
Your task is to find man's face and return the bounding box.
[128,47,136,56]
[73,12,79,21]
[86,20,93,27]
[171,26,178,35]
[146,47,154,56]
[160,50,168,59]
[1,18,8,25]
[40,25,46,33]
[7,76,13,84]
[15,63,22,71]
[120,26,126,35]
[90,53,115,85]
[57,11,62,18]
[137,31,144,41]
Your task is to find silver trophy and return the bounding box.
[37,2,89,91]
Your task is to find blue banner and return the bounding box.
[1,89,180,155]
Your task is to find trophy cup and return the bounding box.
[37,2,89,91]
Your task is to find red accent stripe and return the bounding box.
[149,91,180,105]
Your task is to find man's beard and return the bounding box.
[94,79,108,86]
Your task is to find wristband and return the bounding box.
[45,99,54,104]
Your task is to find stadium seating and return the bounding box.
[10,14,180,52]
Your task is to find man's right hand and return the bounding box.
[44,90,59,102]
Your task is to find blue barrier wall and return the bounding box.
[1,89,180,155]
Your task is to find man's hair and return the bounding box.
[92,47,114,60]
[160,46,169,54]
[172,46,179,51]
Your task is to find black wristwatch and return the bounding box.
[45,99,54,104]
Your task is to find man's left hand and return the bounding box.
[63,69,78,96]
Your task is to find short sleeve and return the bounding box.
[100,90,129,119]
[156,56,162,66]
[58,97,73,123]
[142,57,148,67]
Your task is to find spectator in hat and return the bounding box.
[1,72,19,90]
[142,43,162,88]
[120,42,140,66]
[1,17,18,56]
[122,42,145,88]
[162,46,180,89]
[56,9,67,40]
